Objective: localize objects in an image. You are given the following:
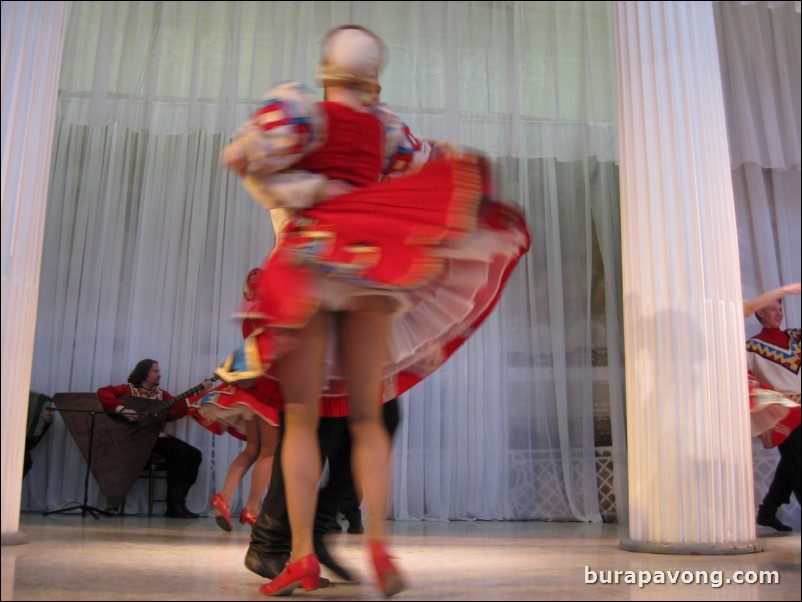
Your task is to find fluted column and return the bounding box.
[612,1,761,553]
[1,1,67,545]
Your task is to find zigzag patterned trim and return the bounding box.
[746,338,800,374]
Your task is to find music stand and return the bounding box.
[43,407,112,519]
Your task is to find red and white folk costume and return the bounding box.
[98,383,182,418]
[188,268,281,440]
[746,327,801,448]
[215,45,529,406]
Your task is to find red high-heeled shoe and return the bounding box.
[259,553,320,596]
[210,493,233,532]
[239,508,258,526]
[369,540,405,598]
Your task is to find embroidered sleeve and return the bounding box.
[371,103,432,176]
[232,81,326,176]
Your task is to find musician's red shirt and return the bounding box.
[96,383,187,421]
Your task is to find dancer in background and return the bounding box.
[189,268,280,530]
[744,283,800,532]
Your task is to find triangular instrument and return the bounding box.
[52,393,166,508]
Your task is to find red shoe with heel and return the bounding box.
[211,493,233,532]
[239,509,258,526]
[259,553,320,596]
[369,540,405,598]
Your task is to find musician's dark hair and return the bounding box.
[128,359,157,387]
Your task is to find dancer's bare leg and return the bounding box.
[245,420,279,515]
[272,311,328,562]
[339,296,395,543]
[217,421,259,507]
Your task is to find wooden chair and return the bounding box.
[142,452,169,516]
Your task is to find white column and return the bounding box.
[1,1,67,545]
[612,1,761,553]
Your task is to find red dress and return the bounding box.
[216,84,530,403]
[187,267,284,439]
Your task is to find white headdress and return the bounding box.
[316,25,387,101]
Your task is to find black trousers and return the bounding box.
[323,400,401,519]
[152,435,202,504]
[23,438,35,478]
[250,398,400,556]
[761,426,801,511]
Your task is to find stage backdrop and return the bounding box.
[20,1,799,526]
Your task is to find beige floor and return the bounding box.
[1,512,799,601]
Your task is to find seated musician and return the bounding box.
[24,392,54,478]
[97,359,212,518]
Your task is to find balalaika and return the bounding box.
[127,376,218,436]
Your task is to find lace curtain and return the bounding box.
[717,0,801,530]
[23,1,621,522]
[714,1,801,337]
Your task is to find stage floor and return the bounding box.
[2,512,799,600]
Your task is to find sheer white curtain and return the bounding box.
[714,0,801,529]
[714,1,801,336]
[23,1,622,521]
